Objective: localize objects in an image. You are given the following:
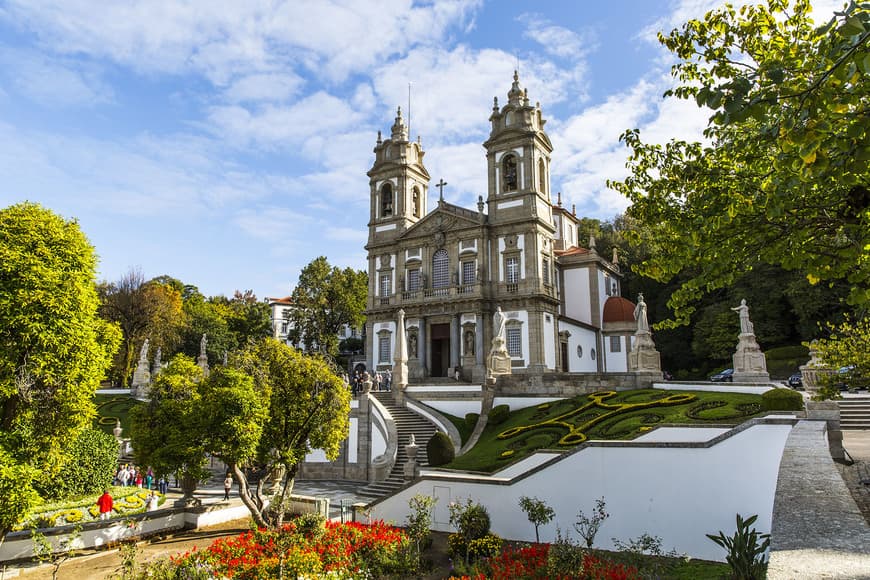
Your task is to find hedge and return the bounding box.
[761,388,804,411]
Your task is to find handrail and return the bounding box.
[368,394,398,481]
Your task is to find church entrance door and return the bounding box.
[430,323,450,377]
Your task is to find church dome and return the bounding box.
[603,296,636,323]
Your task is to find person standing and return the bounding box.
[96,489,114,521]
[157,475,167,494]
[223,473,233,501]
[384,369,392,391]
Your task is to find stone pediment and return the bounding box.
[399,203,481,242]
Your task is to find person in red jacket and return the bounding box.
[97,489,114,521]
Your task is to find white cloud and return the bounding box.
[234,206,310,242]
[222,72,305,103]
[325,226,367,244]
[519,13,597,60]
[206,91,365,148]
[3,0,483,86]
[0,48,112,106]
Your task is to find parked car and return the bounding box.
[709,368,734,382]
[787,372,803,389]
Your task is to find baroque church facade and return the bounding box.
[364,73,637,384]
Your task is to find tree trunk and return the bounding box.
[272,463,298,529]
[232,463,269,529]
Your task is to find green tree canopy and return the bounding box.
[609,0,870,326]
[99,269,185,386]
[128,354,209,482]
[288,256,367,357]
[0,202,120,539]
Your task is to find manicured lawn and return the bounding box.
[445,389,765,472]
[93,394,142,436]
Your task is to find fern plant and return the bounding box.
[706,513,770,580]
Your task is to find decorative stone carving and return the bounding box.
[488,306,512,381]
[730,299,770,383]
[197,334,210,377]
[800,340,833,396]
[392,309,409,391]
[131,338,151,398]
[628,293,662,375]
[403,434,419,480]
[151,347,162,377]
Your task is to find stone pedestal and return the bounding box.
[403,435,419,480]
[628,332,662,374]
[487,337,511,380]
[732,333,770,383]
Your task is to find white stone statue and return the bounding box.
[493,306,506,343]
[139,338,149,363]
[634,293,649,334]
[731,299,754,335]
[200,334,208,357]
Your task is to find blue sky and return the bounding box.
[0,0,839,299]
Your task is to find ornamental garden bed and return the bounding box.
[93,394,142,436]
[444,389,766,472]
[17,488,167,530]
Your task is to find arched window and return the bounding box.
[381,183,393,217]
[412,186,421,218]
[432,249,449,289]
[502,155,518,192]
[538,158,546,193]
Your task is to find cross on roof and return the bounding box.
[436,178,448,201]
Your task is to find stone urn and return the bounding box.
[177,473,201,506]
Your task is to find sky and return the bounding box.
[0,0,841,299]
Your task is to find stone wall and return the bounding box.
[494,371,659,396]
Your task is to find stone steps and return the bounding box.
[358,393,438,499]
[838,398,870,430]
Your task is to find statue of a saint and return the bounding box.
[200,334,208,356]
[464,329,475,355]
[139,338,149,362]
[731,299,754,334]
[408,331,418,357]
[634,293,650,334]
[493,307,506,342]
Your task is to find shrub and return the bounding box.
[761,388,804,411]
[707,513,770,580]
[293,512,327,540]
[467,533,502,560]
[448,498,491,563]
[426,432,455,467]
[35,427,119,500]
[464,412,480,430]
[488,404,511,425]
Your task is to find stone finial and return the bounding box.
[391,106,408,141]
[376,130,382,145]
[508,70,523,105]
[589,234,597,250]
[612,247,619,265]
[572,203,576,216]
[477,195,485,213]
[523,87,530,106]
[557,191,562,207]
[492,96,499,112]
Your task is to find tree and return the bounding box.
[609,0,870,326]
[288,257,367,357]
[98,270,184,386]
[128,355,209,483]
[212,339,351,528]
[0,202,120,541]
[519,496,555,543]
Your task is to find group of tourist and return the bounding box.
[348,369,392,395]
[114,464,169,494]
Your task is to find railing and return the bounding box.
[395,283,482,304]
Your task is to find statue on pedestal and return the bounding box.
[628,294,662,375]
[730,299,769,383]
[487,306,511,380]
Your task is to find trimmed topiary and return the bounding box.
[426,432,455,467]
[465,412,480,430]
[761,388,804,411]
[488,404,511,425]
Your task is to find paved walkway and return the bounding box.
[839,431,870,527]
[767,422,870,579]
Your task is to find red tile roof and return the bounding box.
[602,296,636,323]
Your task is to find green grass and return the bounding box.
[93,394,142,436]
[444,389,765,472]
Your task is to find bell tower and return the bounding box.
[367,107,430,242]
[483,72,554,226]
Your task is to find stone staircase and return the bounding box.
[358,392,438,499]
[839,397,870,430]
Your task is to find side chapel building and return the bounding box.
[364,73,637,383]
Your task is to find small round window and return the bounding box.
[591,348,596,361]
[576,345,583,358]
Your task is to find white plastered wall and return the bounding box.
[563,268,591,324]
[543,312,556,369]
[369,423,793,562]
[559,320,598,372]
[605,335,629,372]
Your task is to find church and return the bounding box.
[363,72,641,384]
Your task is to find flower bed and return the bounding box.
[17,489,166,529]
[166,519,411,578]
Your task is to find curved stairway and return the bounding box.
[358,392,438,499]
